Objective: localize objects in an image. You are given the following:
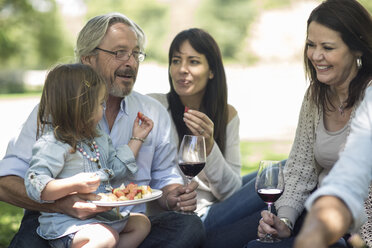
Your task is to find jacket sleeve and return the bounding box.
[25,137,67,203]
[98,132,137,185]
[275,90,320,225]
[199,114,242,201]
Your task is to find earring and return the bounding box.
[357,57,362,69]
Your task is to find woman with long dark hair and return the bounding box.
[245,0,372,247]
[149,28,264,248]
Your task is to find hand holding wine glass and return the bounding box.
[255,160,284,243]
[178,135,206,213]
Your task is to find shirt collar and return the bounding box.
[121,97,129,116]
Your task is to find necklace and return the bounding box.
[77,140,101,167]
[77,140,114,191]
[337,96,348,116]
[338,102,345,116]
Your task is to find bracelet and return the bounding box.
[130,137,145,143]
[280,217,293,234]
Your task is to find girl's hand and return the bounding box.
[132,112,154,140]
[183,109,214,155]
[55,193,113,220]
[258,210,292,239]
[68,172,101,194]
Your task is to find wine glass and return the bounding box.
[255,160,285,243]
[178,135,206,213]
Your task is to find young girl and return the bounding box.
[25,63,153,248]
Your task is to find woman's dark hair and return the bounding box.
[167,28,228,154]
[304,0,372,110]
[37,63,107,150]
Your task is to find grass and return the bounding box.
[0,202,23,248]
[0,139,291,247]
[240,139,291,175]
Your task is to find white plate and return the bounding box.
[92,189,162,207]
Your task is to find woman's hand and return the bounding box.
[183,109,214,155]
[258,210,292,239]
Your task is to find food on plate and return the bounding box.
[97,183,152,202]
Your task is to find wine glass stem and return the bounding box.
[267,203,272,213]
[185,177,191,187]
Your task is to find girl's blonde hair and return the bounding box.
[37,63,107,150]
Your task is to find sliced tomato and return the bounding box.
[113,188,125,197]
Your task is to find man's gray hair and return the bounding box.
[75,12,146,63]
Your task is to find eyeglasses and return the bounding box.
[95,47,146,62]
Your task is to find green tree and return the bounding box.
[0,0,73,69]
[195,0,258,64]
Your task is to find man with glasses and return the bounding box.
[0,13,205,248]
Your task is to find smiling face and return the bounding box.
[169,40,213,100]
[86,22,140,98]
[306,21,360,88]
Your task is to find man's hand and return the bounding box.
[162,181,198,212]
[257,210,291,239]
[54,193,112,220]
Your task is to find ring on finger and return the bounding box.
[199,129,205,135]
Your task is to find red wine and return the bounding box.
[257,189,283,203]
[179,162,205,178]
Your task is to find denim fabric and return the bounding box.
[203,172,263,231]
[49,234,74,248]
[139,211,205,248]
[203,172,266,248]
[244,237,349,248]
[8,210,49,248]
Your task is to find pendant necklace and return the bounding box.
[338,98,346,116]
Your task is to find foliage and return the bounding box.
[0,0,73,69]
[0,70,25,93]
[195,0,258,64]
[83,0,170,63]
[257,0,295,10]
